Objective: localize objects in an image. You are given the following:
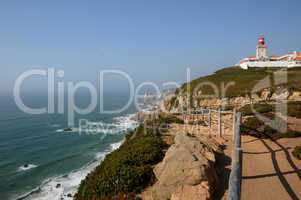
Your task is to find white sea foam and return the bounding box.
[18,141,123,200]
[77,114,138,136]
[50,124,61,128]
[17,113,138,200]
[18,164,38,172]
[55,128,79,133]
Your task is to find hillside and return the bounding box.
[179,66,301,98]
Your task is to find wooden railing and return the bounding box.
[181,108,242,200]
[181,108,236,137]
[228,112,242,200]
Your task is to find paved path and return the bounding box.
[241,135,301,200]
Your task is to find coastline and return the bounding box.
[16,140,124,200]
[15,113,140,200]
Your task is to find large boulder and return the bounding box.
[288,91,301,101]
[171,184,209,200]
[261,88,272,100]
[270,88,291,100]
[145,134,218,200]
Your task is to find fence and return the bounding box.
[228,112,242,200]
[181,108,236,137]
[180,108,242,200]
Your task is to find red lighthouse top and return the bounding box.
[258,36,266,46]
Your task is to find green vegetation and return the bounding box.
[287,101,301,118]
[169,96,178,109]
[238,102,301,118]
[239,103,274,116]
[158,113,184,124]
[292,146,301,160]
[180,66,301,98]
[241,115,301,139]
[221,105,234,111]
[279,131,301,139]
[75,123,167,200]
[240,117,265,137]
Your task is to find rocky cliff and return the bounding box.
[141,133,221,200]
[164,67,301,112]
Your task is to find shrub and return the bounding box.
[241,114,301,139]
[221,105,234,111]
[292,146,301,160]
[263,125,278,137]
[287,102,301,119]
[280,131,301,138]
[75,125,166,200]
[239,103,274,116]
[243,117,264,130]
[159,114,184,124]
[240,125,252,134]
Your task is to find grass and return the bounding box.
[241,117,264,131]
[180,66,301,98]
[158,113,184,124]
[75,123,167,200]
[240,114,301,139]
[287,101,301,119]
[239,101,301,118]
[279,131,301,139]
[292,146,301,160]
[239,103,274,116]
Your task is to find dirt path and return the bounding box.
[241,135,301,200]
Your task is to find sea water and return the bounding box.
[0,92,141,200]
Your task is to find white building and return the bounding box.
[238,36,301,69]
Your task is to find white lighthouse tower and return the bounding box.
[238,36,301,69]
[256,36,268,60]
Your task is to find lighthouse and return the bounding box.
[256,36,268,60]
[237,36,301,69]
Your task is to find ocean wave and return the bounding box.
[16,113,138,200]
[54,113,138,135]
[50,124,61,128]
[16,140,123,200]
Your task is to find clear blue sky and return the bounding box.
[1,0,301,94]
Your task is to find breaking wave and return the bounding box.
[16,113,138,200]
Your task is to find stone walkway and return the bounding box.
[241,135,301,200]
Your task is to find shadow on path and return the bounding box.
[213,152,232,200]
[243,147,291,155]
[260,139,300,200]
[243,169,301,179]
[271,139,301,180]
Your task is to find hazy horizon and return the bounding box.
[1,0,301,95]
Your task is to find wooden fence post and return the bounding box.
[233,108,236,140]
[218,108,222,137]
[209,109,211,128]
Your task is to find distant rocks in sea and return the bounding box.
[18,164,38,172]
[63,127,73,132]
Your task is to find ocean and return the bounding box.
[0,92,140,200]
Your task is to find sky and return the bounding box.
[0,0,301,95]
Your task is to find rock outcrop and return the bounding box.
[141,133,219,200]
[165,88,301,112]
